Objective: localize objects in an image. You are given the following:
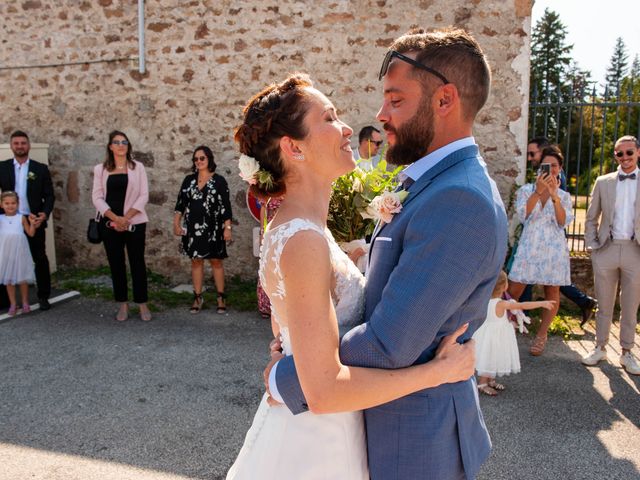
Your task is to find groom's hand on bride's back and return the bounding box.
[434,323,476,384]
[264,348,284,406]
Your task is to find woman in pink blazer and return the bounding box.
[92,131,151,322]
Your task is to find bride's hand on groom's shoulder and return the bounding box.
[434,324,476,384]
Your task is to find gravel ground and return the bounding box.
[0,296,638,480]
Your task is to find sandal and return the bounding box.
[216,291,227,314]
[477,383,499,396]
[116,304,129,322]
[530,335,547,356]
[139,307,152,322]
[190,292,204,314]
[22,303,31,314]
[488,380,506,391]
[8,304,18,316]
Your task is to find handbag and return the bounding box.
[87,213,102,244]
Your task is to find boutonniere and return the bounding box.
[27,171,37,181]
[363,190,409,224]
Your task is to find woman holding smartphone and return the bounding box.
[507,145,573,356]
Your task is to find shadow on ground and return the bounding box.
[1,297,638,479]
[0,297,271,479]
[478,332,639,480]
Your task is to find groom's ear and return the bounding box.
[279,136,304,161]
[433,83,459,117]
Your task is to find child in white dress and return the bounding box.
[0,191,35,315]
[473,271,555,396]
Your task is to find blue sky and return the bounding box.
[532,0,640,86]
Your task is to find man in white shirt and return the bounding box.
[583,135,640,375]
[353,126,384,170]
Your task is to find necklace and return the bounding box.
[116,165,126,170]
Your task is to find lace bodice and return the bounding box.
[259,218,366,355]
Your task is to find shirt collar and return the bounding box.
[617,166,639,177]
[400,137,476,183]
[13,158,30,168]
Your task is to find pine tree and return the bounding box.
[630,54,640,80]
[604,37,629,97]
[530,8,573,100]
[565,62,593,101]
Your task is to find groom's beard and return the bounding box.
[385,95,434,166]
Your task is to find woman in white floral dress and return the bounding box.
[508,145,574,356]
[226,73,476,479]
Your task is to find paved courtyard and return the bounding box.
[0,296,638,480]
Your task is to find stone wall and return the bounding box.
[0,0,533,281]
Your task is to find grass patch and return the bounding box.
[525,313,582,340]
[53,267,257,312]
[519,298,584,340]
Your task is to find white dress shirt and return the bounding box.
[13,158,31,215]
[612,166,639,240]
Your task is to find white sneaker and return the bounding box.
[619,352,640,375]
[582,348,607,366]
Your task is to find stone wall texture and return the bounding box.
[0,0,533,281]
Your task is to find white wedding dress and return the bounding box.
[227,218,369,480]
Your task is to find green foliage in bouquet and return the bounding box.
[328,158,403,243]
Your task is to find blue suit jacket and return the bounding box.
[276,145,508,480]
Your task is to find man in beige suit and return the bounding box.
[582,135,640,375]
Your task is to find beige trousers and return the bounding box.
[591,240,640,350]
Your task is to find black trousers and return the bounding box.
[101,223,148,303]
[27,226,51,300]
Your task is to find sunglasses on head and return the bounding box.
[194,155,208,162]
[378,50,450,84]
[111,140,129,146]
[615,150,636,158]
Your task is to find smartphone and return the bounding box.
[540,163,551,176]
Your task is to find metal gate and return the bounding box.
[528,81,640,251]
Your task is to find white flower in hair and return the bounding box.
[238,154,260,185]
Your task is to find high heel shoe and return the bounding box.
[216,291,227,314]
[190,292,204,314]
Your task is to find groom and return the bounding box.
[267,28,507,479]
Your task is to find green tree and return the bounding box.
[604,37,629,97]
[530,8,573,100]
[565,61,593,101]
[630,54,640,80]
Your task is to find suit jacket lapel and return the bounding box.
[369,145,478,245]
[607,174,617,215]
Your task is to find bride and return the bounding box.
[227,73,475,479]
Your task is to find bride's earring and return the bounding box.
[293,153,305,161]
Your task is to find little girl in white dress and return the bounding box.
[473,271,555,396]
[0,191,35,315]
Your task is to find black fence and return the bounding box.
[528,80,640,251]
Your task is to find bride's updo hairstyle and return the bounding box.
[235,73,314,199]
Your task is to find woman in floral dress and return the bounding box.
[174,146,232,314]
[508,145,573,356]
